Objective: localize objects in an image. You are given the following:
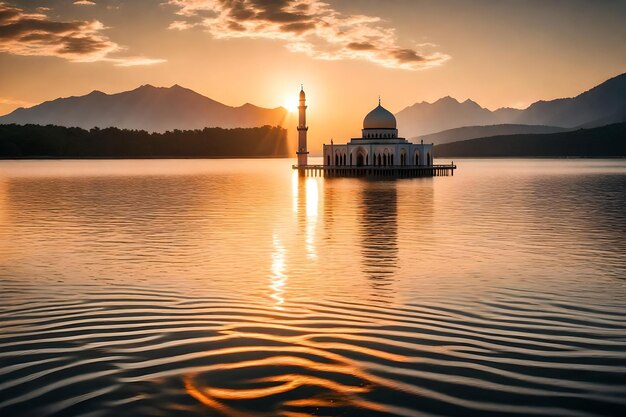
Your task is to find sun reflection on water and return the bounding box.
[269,234,287,310]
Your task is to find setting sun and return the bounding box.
[284,96,299,113]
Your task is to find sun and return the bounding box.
[283,96,299,113]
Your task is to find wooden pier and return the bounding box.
[292,164,456,178]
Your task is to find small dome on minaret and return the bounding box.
[299,85,305,99]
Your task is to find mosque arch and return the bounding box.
[414,150,420,166]
[354,147,367,167]
[327,155,330,165]
[400,149,407,166]
[427,152,431,166]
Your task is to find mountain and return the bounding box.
[397,72,626,138]
[0,85,288,132]
[434,122,626,158]
[396,97,502,138]
[414,124,569,146]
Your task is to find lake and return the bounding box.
[1,158,625,417]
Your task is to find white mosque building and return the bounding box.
[322,98,433,168]
[295,87,455,177]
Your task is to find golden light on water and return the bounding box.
[3,160,625,417]
[305,177,319,260]
[269,234,287,310]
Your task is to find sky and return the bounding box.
[0,0,625,148]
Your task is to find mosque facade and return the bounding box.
[322,98,433,168]
[294,87,454,177]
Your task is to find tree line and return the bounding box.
[0,124,289,158]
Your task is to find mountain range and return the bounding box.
[415,124,570,146]
[0,84,288,133]
[1,73,625,147]
[397,72,626,140]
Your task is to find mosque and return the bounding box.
[295,87,455,177]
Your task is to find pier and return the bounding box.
[292,163,457,178]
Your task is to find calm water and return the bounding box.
[1,158,625,417]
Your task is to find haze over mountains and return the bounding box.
[397,72,626,142]
[0,85,288,133]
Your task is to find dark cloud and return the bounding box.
[168,0,449,70]
[280,21,315,34]
[0,2,164,65]
[391,48,425,63]
[59,35,109,54]
[0,5,19,23]
[0,18,82,39]
[347,42,376,51]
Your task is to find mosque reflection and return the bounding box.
[358,182,398,297]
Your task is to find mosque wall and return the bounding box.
[323,143,433,167]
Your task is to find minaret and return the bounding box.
[296,85,308,167]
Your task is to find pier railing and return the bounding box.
[292,163,457,178]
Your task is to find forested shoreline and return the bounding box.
[0,124,289,158]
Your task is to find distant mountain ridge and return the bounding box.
[434,122,626,158]
[397,72,626,138]
[0,85,288,132]
[413,124,570,146]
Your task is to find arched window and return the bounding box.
[377,154,381,166]
[335,154,339,165]
[366,155,369,165]
[327,155,330,165]
[427,152,431,166]
[391,154,394,165]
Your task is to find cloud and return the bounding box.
[0,96,34,107]
[73,1,96,5]
[0,2,163,66]
[166,0,450,70]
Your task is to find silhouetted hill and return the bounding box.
[0,85,288,132]
[396,97,501,137]
[0,124,289,158]
[434,122,626,157]
[397,72,626,138]
[414,124,569,146]
[516,73,626,127]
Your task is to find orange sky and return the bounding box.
[0,0,625,151]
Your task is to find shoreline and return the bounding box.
[0,155,624,161]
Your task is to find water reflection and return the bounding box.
[1,159,625,417]
[359,182,398,298]
[292,173,320,261]
[269,234,287,310]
